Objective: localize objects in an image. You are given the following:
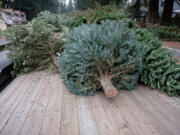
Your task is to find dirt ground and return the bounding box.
[163,41,180,63]
[163,41,180,50]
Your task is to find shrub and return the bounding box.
[85,5,127,24]
[65,5,134,29]
[36,11,71,29]
[59,20,142,97]
[65,15,87,29]
[147,25,180,41]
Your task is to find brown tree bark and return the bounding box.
[147,0,159,24]
[161,0,175,25]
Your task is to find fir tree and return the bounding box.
[59,20,142,98]
[67,0,74,12]
[5,11,69,76]
[133,28,180,96]
[59,0,67,13]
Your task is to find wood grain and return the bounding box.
[0,72,44,135]
[0,72,179,135]
[77,96,99,135]
[40,75,64,135]
[19,73,53,135]
[60,86,79,135]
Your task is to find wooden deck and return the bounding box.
[0,71,180,135]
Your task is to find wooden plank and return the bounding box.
[117,90,160,135]
[39,75,64,135]
[154,90,180,110]
[0,72,45,135]
[77,95,99,135]
[89,94,119,135]
[0,74,27,108]
[60,87,79,135]
[0,72,179,135]
[0,72,36,131]
[19,73,53,135]
[140,87,180,123]
[98,92,140,135]
[149,87,180,111]
[138,87,180,134]
[107,90,148,135]
[131,86,180,135]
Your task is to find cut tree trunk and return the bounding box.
[147,0,159,24]
[99,74,119,98]
[161,0,175,25]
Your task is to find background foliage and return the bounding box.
[147,25,180,41]
[11,0,60,19]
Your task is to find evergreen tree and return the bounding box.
[11,0,60,20]
[1,0,13,8]
[59,0,67,13]
[0,1,2,7]
[133,27,180,96]
[74,0,126,10]
[67,0,74,12]
[59,20,142,98]
[5,11,69,75]
[74,0,88,10]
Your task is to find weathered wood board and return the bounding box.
[0,71,179,135]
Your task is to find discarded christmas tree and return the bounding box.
[5,11,69,76]
[59,20,142,98]
[134,28,180,96]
